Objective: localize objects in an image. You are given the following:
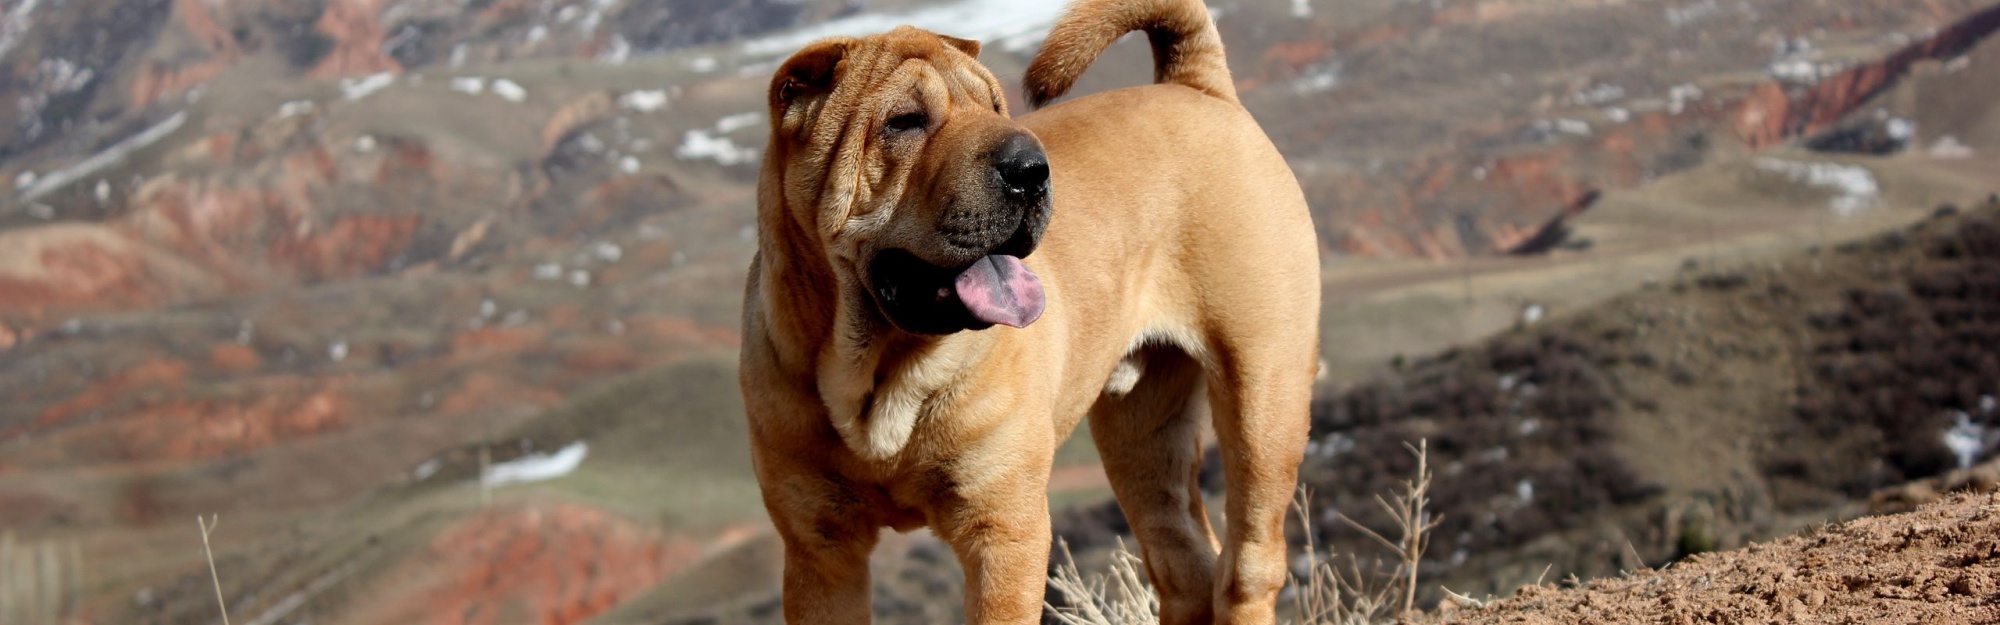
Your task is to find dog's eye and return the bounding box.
[885,112,929,134]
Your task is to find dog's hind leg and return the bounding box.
[1087,345,1221,625]
[1204,329,1314,624]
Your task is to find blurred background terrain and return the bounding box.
[0,0,1998,623]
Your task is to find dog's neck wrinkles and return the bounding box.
[814,307,986,461]
[755,206,987,462]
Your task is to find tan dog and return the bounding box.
[738,0,1319,622]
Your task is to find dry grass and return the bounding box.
[1046,440,1442,625]
[0,532,85,625]
[1046,539,1161,625]
[199,514,232,625]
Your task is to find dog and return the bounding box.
[738,0,1320,621]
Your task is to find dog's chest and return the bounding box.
[819,340,974,461]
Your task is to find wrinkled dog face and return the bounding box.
[768,27,1051,335]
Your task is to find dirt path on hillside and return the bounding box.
[1419,493,2000,624]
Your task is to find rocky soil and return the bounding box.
[1418,492,2000,624]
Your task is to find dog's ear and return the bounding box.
[770,39,850,114]
[939,35,981,59]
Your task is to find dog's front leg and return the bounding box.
[932,460,1054,624]
[751,438,881,624]
[779,523,878,623]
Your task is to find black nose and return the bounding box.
[993,133,1049,203]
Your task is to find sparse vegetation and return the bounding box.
[197,515,231,625]
[1782,213,2000,493]
[1048,441,1442,624]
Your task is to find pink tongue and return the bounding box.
[954,255,1045,328]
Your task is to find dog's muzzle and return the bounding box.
[865,132,1053,335]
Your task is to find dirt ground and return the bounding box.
[1419,492,2000,625]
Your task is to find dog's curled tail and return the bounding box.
[1023,0,1237,109]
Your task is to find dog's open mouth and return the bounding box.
[869,249,1045,334]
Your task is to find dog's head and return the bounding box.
[764,27,1050,336]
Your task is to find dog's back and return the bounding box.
[1024,0,1237,109]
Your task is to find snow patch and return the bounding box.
[739,0,1076,57]
[716,112,762,134]
[1291,61,1341,95]
[1929,136,1974,159]
[677,130,757,166]
[451,76,486,94]
[1943,412,1986,470]
[340,72,396,101]
[492,79,528,103]
[412,458,442,481]
[1667,83,1704,115]
[1554,118,1591,136]
[619,89,669,113]
[20,111,186,202]
[1752,158,1881,216]
[578,0,617,35]
[1571,83,1625,106]
[36,58,93,94]
[1304,433,1355,460]
[533,262,564,280]
[481,441,589,487]
[598,35,631,64]
[0,0,41,62]
[1886,117,1915,142]
[1663,0,1719,28]
[675,113,766,166]
[1768,59,1843,84]
[276,100,316,118]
